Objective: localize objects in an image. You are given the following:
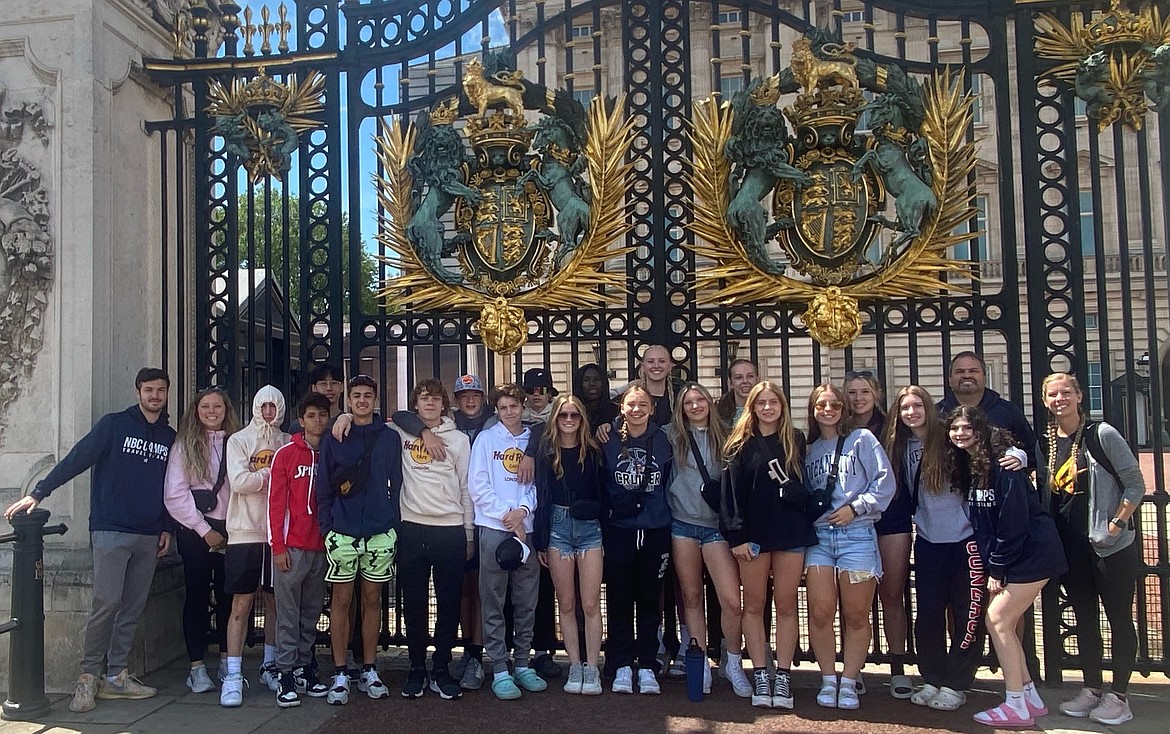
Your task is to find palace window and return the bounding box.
[717,9,741,25]
[719,74,744,97]
[1079,190,1097,256]
[1087,361,1103,413]
[570,25,593,39]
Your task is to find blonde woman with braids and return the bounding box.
[804,383,894,711]
[163,387,242,692]
[532,395,605,695]
[1040,373,1144,726]
[600,381,673,695]
[720,381,814,709]
[664,383,747,698]
[946,406,1066,728]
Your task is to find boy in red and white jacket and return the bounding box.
[267,393,332,707]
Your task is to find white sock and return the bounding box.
[515,665,530,674]
[227,656,242,677]
[493,671,510,683]
[822,674,838,687]
[840,676,858,690]
[1005,690,1029,717]
[1022,681,1044,707]
[263,644,278,666]
[679,624,690,648]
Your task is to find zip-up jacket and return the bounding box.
[226,385,290,545]
[316,416,402,539]
[966,465,1068,583]
[468,421,537,533]
[268,432,325,555]
[164,429,229,538]
[31,404,175,535]
[600,421,674,531]
[391,419,473,539]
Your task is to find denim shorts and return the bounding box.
[548,505,603,556]
[671,518,726,546]
[804,522,883,579]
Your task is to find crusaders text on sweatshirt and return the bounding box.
[31,405,175,535]
[804,428,896,527]
[226,385,290,545]
[267,432,326,555]
[316,416,403,539]
[468,421,537,533]
[600,421,674,531]
[391,418,473,539]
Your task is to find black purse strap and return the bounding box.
[686,430,713,483]
[824,434,847,496]
[210,434,229,494]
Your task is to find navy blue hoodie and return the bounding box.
[316,416,403,539]
[937,389,1038,468]
[31,405,176,535]
[966,465,1067,583]
[600,421,673,531]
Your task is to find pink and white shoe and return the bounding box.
[973,703,1034,728]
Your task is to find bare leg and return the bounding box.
[577,548,604,668]
[548,552,582,663]
[877,533,911,656]
[770,552,805,669]
[838,571,877,680]
[806,566,840,676]
[986,580,1048,692]
[672,538,708,650]
[360,580,383,666]
[329,582,354,668]
[227,591,257,657]
[702,541,743,657]
[737,555,772,666]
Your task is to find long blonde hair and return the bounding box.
[175,388,241,484]
[669,383,727,464]
[883,385,948,495]
[541,395,598,478]
[724,381,803,479]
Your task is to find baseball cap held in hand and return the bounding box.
[495,534,531,571]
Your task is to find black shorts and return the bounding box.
[224,542,274,594]
[875,484,914,536]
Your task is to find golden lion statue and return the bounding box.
[790,37,858,92]
[463,57,526,119]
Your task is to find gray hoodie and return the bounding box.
[804,428,895,527]
[664,424,721,528]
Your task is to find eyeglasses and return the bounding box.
[557,411,582,420]
[814,400,844,412]
[845,370,875,380]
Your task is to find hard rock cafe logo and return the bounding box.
[407,439,432,466]
[375,49,636,355]
[250,449,276,471]
[688,29,978,348]
[497,447,525,474]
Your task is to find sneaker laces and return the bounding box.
[775,673,791,697]
[754,671,770,696]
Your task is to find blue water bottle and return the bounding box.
[685,637,705,702]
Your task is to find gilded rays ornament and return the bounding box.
[374,50,635,355]
[687,29,978,349]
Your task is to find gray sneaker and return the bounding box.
[564,662,584,694]
[97,669,156,700]
[186,664,215,694]
[580,663,603,696]
[459,657,484,690]
[69,673,97,712]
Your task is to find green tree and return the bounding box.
[234,191,379,316]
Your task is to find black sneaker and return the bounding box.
[402,667,428,699]
[295,666,329,698]
[429,670,462,700]
[773,670,794,710]
[276,671,301,708]
[532,653,563,679]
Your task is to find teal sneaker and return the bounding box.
[491,675,522,700]
[514,667,548,692]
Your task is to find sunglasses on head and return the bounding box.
[845,370,875,380]
[348,375,377,389]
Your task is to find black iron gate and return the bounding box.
[145,0,1168,678]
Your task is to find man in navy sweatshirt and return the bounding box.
[4,367,176,713]
[315,374,402,706]
[937,351,1038,468]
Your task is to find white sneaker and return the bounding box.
[358,668,390,699]
[219,674,246,708]
[564,663,584,694]
[723,659,752,698]
[259,663,280,693]
[637,668,660,695]
[327,672,350,706]
[580,664,603,696]
[612,666,634,694]
[702,661,712,695]
[1089,692,1133,726]
[186,665,215,694]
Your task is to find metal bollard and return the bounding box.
[1,508,68,721]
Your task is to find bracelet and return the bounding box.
[1109,517,1125,528]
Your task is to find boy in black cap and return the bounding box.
[522,368,558,423]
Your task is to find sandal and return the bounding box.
[929,686,967,711]
[838,683,860,710]
[890,674,914,700]
[817,679,838,708]
[973,703,1034,728]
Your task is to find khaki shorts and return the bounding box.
[324,529,397,584]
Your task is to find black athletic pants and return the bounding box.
[603,526,671,675]
[177,524,230,663]
[398,521,467,673]
[913,536,987,691]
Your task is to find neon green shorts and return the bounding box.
[324,529,397,584]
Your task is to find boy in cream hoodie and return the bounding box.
[221,385,290,707]
[391,378,473,700]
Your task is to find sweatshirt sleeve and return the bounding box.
[1096,423,1146,506]
[1010,409,1039,469]
[163,444,212,537]
[227,432,268,493]
[719,453,749,548]
[454,434,474,540]
[30,414,114,501]
[468,437,510,523]
[849,431,896,517]
[533,455,552,551]
[391,410,425,436]
[987,470,1030,580]
[268,447,292,556]
[315,438,337,536]
[524,421,545,457]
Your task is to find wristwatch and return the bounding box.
[1109,517,1125,528]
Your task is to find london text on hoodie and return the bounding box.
[468,421,537,533]
[31,405,176,535]
[268,432,325,554]
[226,385,290,545]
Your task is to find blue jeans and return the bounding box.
[805,523,882,579]
[670,518,725,546]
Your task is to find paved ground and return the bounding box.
[2,649,1167,734]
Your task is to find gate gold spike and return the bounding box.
[277,3,292,54]
[242,6,257,57]
[170,10,189,59]
[259,5,275,56]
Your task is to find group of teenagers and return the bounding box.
[3,346,1146,728]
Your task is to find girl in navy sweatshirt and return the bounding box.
[946,405,1067,728]
[600,382,673,696]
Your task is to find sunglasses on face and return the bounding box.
[814,400,844,412]
[557,411,582,420]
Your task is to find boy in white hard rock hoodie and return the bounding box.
[221,385,290,707]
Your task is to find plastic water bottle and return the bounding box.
[685,637,705,702]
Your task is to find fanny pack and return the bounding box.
[191,435,229,514]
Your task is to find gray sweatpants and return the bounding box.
[273,547,327,671]
[81,531,160,676]
[478,527,539,675]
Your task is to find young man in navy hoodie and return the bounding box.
[316,375,402,706]
[5,367,176,713]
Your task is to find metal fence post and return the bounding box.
[1,508,68,721]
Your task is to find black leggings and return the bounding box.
[176,525,230,663]
[1061,535,1141,694]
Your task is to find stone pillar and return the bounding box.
[0,0,188,693]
